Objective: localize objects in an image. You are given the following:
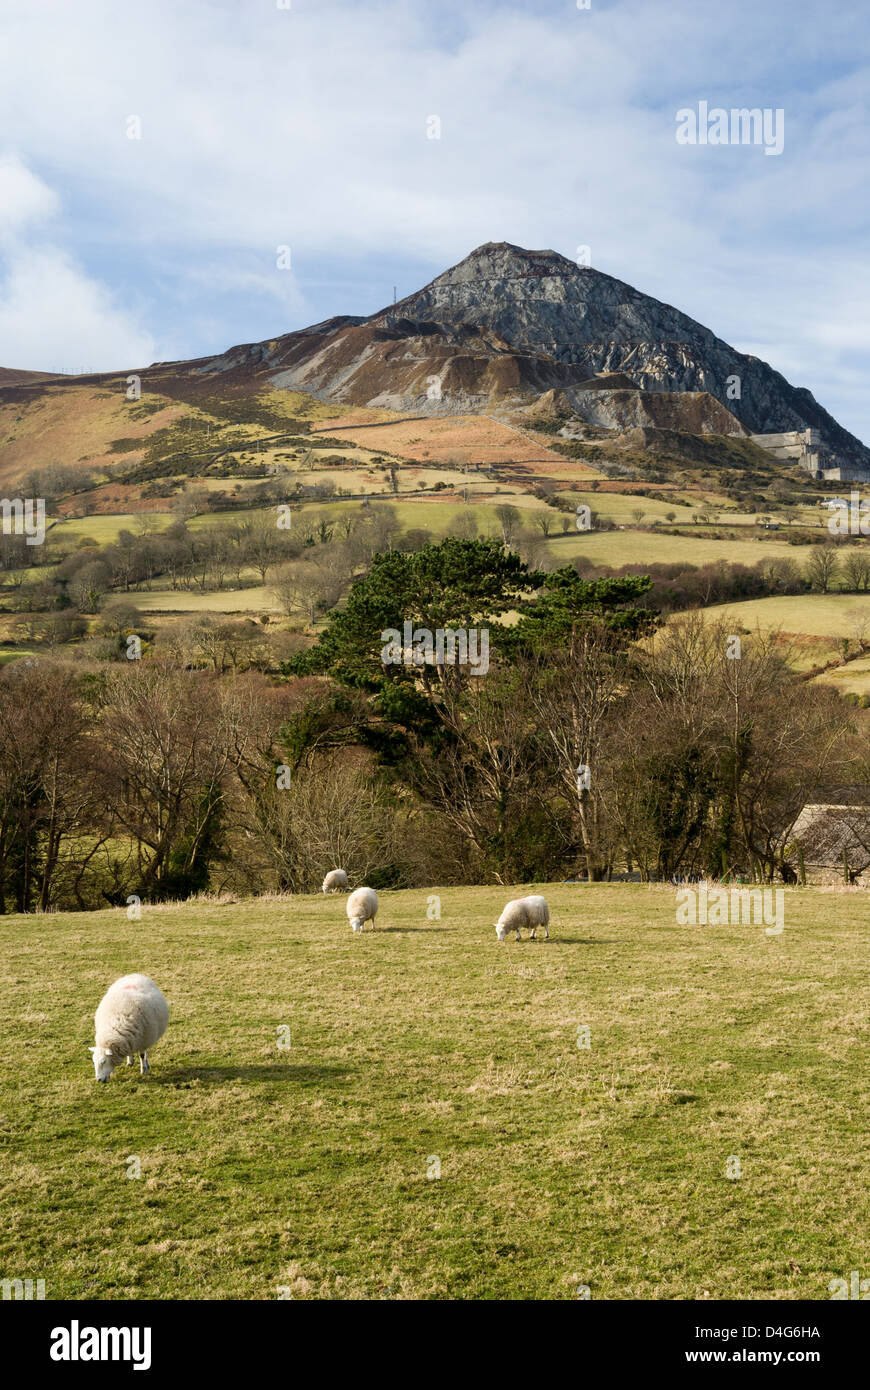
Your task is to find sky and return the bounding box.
[0,0,868,441]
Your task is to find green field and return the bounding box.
[49,514,172,545]
[132,585,279,613]
[815,653,870,695]
[2,884,866,1300]
[559,528,856,569]
[702,594,870,637]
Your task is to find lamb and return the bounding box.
[89,974,170,1082]
[346,886,378,932]
[322,869,349,894]
[494,894,550,942]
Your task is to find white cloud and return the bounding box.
[0,151,154,371]
[0,243,155,373]
[0,154,58,238]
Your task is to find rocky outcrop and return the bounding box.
[557,388,746,436]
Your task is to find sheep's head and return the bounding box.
[494,922,508,942]
[88,1046,116,1082]
[350,916,365,932]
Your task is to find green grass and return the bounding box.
[559,528,851,569]
[50,514,172,545]
[702,594,870,637]
[1,883,866,1300]
[131,586,279,613]
[815,653,870,695]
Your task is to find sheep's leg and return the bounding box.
[126,1055,133,1066]
[139,1052,149,1075]
[544,923,550,939]
[515,928,521,942]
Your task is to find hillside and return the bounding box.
[4,242,866,488]
[178,242,868,472]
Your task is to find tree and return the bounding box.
[95,664,235,899]
[240,512,298,582]
[453,510,478,540]
[495,503,520,547]
[288,538,538,693]
[842,549,870,593]
[805,547,840,593]
[273,554,347,627]
[67,560,111,612]
[0,662,100,912]
[523,626,631,879]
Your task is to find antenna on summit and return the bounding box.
[393,286,397,304]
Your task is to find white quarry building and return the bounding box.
[750,427,870,482]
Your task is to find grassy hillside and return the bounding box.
[702,594,870,637]
[2,884,866,1300]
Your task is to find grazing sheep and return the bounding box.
[346,886,378,933]
[322,869,349,894]
[494,894,550,942]
[89,974,169,1082]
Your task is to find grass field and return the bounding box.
[1,883,867,1300]
[49,514,173,545]
[559,528,853,569]
[132,586,279,613]
[702,594,870,637]
[816,654,870,695]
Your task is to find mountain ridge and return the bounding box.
[4,242,866,475]
[198,241,866,471]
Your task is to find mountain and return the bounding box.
[165,242,866,471]
[4,243,867,475]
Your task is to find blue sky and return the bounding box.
[0,0,868,441]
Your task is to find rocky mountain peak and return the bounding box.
[199,241,868,473]
[432,240,586,284]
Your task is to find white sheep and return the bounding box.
[346,886,378,932]
[322,869,349,894]
[89,974,170,1082]
[494,894,550,942]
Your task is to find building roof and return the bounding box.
[791,802,870,871]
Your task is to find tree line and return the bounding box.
[2,538,867,913]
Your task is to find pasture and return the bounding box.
[701,593,870,638]
[559,527,850,569]
[1,884,867,1300]
[131,585,280,613]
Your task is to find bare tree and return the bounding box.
[523,627,629,880]
[806,547,840,593]
[842,549,870,593]
[495,503,520,547]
